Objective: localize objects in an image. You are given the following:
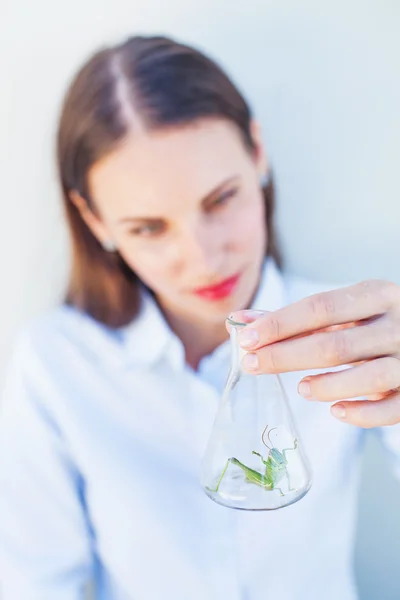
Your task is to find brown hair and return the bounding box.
[57,35,282,327]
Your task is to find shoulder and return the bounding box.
[2,305,130,422]
[11,304,125,373]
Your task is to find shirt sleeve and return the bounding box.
[0,333,94,600]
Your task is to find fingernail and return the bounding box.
[331,404,346,419]
[238,328,259,349]
[298,379,311,398]
[242,353,259,371]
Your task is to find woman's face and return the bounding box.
[86,118,267,324]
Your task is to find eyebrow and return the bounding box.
[117,175,240,224]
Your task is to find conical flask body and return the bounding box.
[200,313,312,510]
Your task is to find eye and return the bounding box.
[207,187,238,211]
[129,222,165,237]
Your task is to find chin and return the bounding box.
[195,287,255,322]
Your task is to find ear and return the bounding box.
[69,190,111,246]
[249,119,269,178]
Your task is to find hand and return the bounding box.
[230,280,400,428]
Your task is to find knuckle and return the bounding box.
[265,316,281,341]
[263,346,281,373]
[323,332,352,365]
[387,321,400,352]
[375,279,399,310]
[357,279,397,312]
[373,361,397,392]
[392,356,400,387]
[309,294,336,326]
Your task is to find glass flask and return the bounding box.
[200,310,312,511]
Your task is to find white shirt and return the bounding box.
[0,259,399,600]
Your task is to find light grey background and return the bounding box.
[1,1,399,598]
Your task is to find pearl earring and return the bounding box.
[102,239,117,252]
[260,172,271,188]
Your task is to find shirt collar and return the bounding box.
[120,287,177,369]
[121,258,286,370]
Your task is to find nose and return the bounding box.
[180,221,224,275]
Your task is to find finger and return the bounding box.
[230,313,359,341]
[233,280,397,350]
[241,317,398,374]
[330,393,400,427]
[297,357,400,401]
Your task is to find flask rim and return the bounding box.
[226,316,247,328]
[227,310,267,329]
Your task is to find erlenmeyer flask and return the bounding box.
[200,310,312,511]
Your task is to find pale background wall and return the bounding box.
[1,1,399,598]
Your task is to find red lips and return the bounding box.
[193,273,241,301]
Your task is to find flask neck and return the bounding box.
[229,323,247,374]
[227,311,266,374]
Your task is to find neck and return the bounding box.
[154,266,265,370]
[157,303,229,370]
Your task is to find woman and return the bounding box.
[0,35,399,600]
